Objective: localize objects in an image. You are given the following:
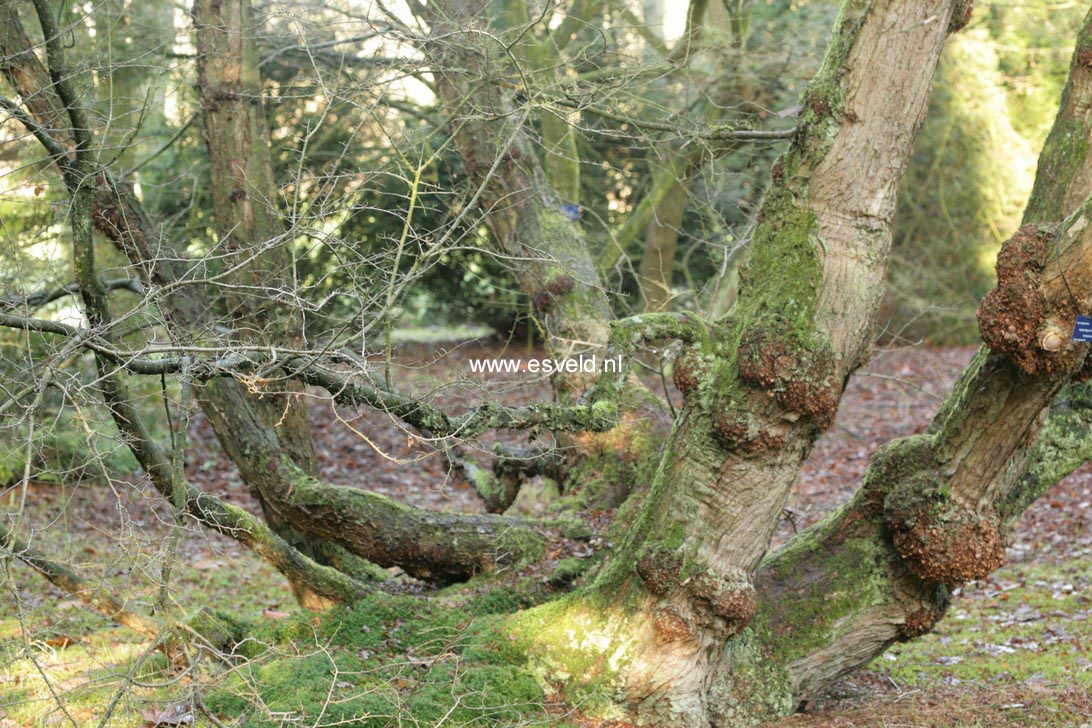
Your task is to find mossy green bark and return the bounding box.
[752,498,894,665]
[1001,381,1092,521]
[506,594,641,717]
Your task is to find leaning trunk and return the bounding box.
[190,0,368,603]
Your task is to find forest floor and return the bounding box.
[0,341,1089,726]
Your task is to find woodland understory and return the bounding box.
[1,0,1092,725]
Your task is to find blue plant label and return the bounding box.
[1073,316,1092,342]
[561,203,581,221]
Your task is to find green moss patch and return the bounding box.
[754,516,893,664]
[204,589,556,726]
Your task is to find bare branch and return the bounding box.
[0,278,143,314]
[0,521,162,640]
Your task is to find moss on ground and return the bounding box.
[4,543,1089,726]
[202,588,560,726]
[2,470,1087,727]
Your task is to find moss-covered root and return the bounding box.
[496,492,941,726]
[503,581,768,725]
[174,608,252,659]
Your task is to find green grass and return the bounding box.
[0,612,174,726]
[0,486,294,727]
[879,558,1091,689]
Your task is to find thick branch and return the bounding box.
[211,314,701,578]
[1001,381,1092,521]
[193,382,548,581]
[95,364,371,605]
[277,470,546,582]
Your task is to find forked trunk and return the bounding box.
[504,2,1092,725]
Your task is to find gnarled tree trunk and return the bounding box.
[502,2,1092,725]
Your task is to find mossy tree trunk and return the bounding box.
[743,27,1092,710]
[502,2,1092,725]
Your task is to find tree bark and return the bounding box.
[638,168,687,312]
[740,19,1092,710]
[191,0,334,578]
[425,0,613,374]
[508,0,975,721]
